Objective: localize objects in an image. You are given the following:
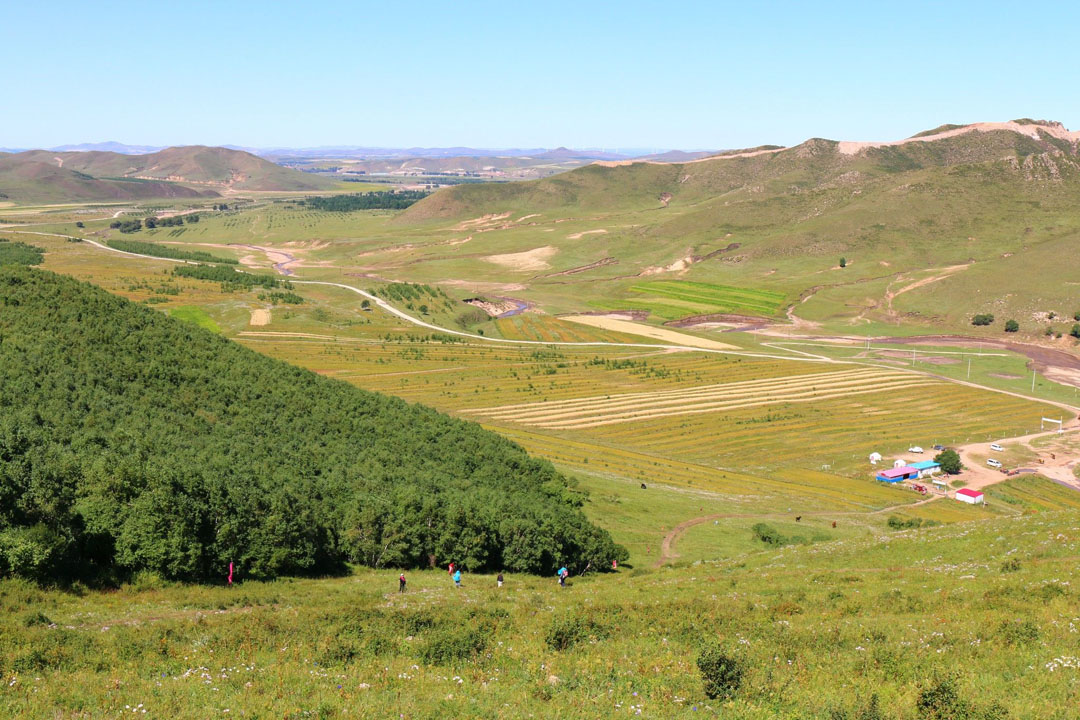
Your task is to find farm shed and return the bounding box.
[955,488,984,505]
[876,466,918,483]
[910,460,941,479]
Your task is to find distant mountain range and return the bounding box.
[0,142,715,161]
[0,145,337,203]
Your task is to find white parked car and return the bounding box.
[989,443,1004,452]
[908,446,924,453]
[987,458,1003,468]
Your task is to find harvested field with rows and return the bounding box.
[468,367,936,429]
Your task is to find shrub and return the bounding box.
[917,677,1009,720]
[997,619,1039,644]
[1000,557,1021,573]
[751,523,787,546]
[419,628,487,665]
[1004,319,1019,332]
[697,645,743,699]
[546,614,604,651]
[22,611,53,627]
[971,314,995,326]
[839,257,847,268]
[1037,582,1067,601]
[1071,324,1080,340]
[887,515,923,530]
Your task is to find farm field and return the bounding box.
[12,221,1074,569]
[621,280,787,320]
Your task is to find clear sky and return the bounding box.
[4,1,1077,150]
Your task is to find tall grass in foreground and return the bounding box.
[2,511,1079,718]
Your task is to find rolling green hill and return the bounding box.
[0,266,625,583]
[0,146,336,203]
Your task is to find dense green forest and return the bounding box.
[301,190,429,211]
[0,268,625,584]
[107,239,238,264]
[0,239,45,266]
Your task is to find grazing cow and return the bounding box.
[795,516,802,523]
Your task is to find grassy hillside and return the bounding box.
[0,267,624,583]
[3,509,1079,718]
[0,155,214,203]
[0,146,336,203]
[387,122,1080,332]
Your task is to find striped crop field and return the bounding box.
[466,367,934,429]
[620,280,786,319]
[543,383,1056,477]
[493,426,908,512]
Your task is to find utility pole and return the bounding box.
[967,357,971,379]
[1032,369,1037,393]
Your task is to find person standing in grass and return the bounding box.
[558,566,567,587]
[453,569,462,588]
[497,572,504,588]
[448,561,455,577]
[399,572,406,593]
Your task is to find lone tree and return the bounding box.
[1004,319,1019,333]
[1072,324,1080,339]
[697,645,744,700]
[839,257,847,268]
[935,449,962,475]
[972,313,995,326]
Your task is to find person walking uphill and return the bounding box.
[558,566,568,587]
[399,572,406,593]
[453,569,462,588]
[497,572,504,588]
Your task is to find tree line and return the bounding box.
[173,264,283,290]
[300,191,429,212]
[107,240,237,264]
[0,267,626,584]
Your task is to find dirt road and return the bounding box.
[953,422,1080,492]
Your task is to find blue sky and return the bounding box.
[4,1,1077,150]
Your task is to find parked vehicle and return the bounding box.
[908,446,924,453]
[990,443,1004,452]
[933,444,945,451]
[987,458,1003,468]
